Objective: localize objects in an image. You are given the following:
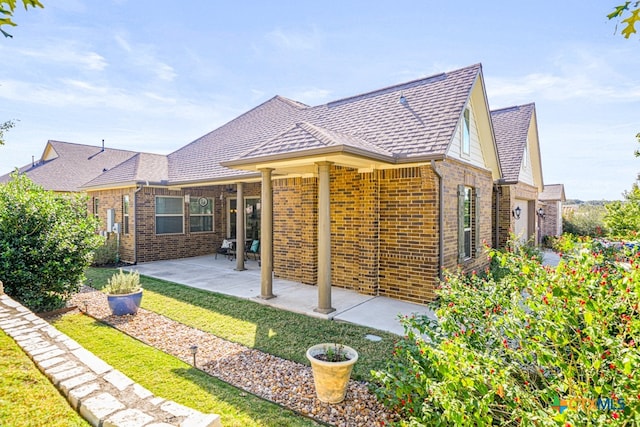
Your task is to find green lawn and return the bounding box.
[85,267,398,381]
[0,330,90,427]
[52,313,319,427]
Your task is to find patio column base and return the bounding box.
[259,293,276,300]
[314,306,336,314]
[234,267,246,272]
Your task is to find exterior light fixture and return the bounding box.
[537,208,545,219]
[189,345,198,367]
[512,206,522,220]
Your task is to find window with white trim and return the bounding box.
[458,185,479,262]
[461,108,471,156]
[122,195,130,235]
[155,196,184,234]
[189,197,214,233]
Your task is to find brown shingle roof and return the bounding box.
[170,64,482,181]
[309,65,479,159]
[539,184,566,201]
[491,103,535,183]
[0,140,139,192]
[83,152,168,188]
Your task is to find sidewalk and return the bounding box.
[125,255,437,336]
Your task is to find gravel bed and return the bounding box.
[68,287,397,426]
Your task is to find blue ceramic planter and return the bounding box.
[107,289,143,316]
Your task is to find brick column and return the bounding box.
[315,162,335,314]
[260,168,275,299]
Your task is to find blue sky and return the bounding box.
[1,1,639,201]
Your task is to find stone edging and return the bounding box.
[0,290,222,427]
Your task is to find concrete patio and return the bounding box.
[124,254,437,336]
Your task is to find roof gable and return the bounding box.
[491,103,544,190]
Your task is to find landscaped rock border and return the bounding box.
[69,287,397,426]
[0,286,222,427]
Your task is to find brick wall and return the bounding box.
[88,188,136,263]
[272,161,493,305]
[134,184,261,263]
[494,182,541,247]
[540,200,561,238]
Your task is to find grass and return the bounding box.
[85,267,398,381]
[0,330,90,427]
[52,313,319,427]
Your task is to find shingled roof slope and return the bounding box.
[0,140,139,192]
[539,184,566,201]
[491,103,535,182]
[167,95,308,183]
[169,64,482,183]
[83,152,168,188]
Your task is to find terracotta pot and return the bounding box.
[107,289,143,316]
[306,343,358,403]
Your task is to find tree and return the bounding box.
[605,183,640,239]
[0,172,103,312]
[609,2,640,39]
[0,119,15,145]
[0,0,44,38]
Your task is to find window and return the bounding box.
[461,108,471,156]
[522,142,529,170]
[155,196,184,234]
[189,197,214,232]
[93,198,99,219]
[228,197,261,240]
[458,185,479,262]
[122,195,130,235]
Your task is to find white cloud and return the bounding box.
[14,44,107,71]
[112,33,177,82]
[265,27,322,50]
[289,87,332,105]
[487,45,640,104]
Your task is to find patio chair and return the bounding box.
[247,239,260,262]
[215,239,233,259]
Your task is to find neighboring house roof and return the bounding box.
[82,153,169,189]
[491,103,544,191]
[0,140,139,192]
[491,103,535,182]
[539,184,566,202]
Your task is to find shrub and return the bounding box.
[563,204,607,237]
[0,173,103,312]
[372,240,640,426]
[91,237,119,266]
[605,183,640,241]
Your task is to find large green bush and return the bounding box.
[0,173,103,312]
[373,239,640,426]
[563,204,607,237]
[605,184,640,241]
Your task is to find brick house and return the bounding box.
[538,184,566,239]
[1,63,551,309]
[491,103,545,247]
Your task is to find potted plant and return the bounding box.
[306,343,358,403]
[103,269,142,316]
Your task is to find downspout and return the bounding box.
[430,160,444,281]
[495,185,501,249]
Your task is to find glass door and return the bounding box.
[228,197,261,240]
